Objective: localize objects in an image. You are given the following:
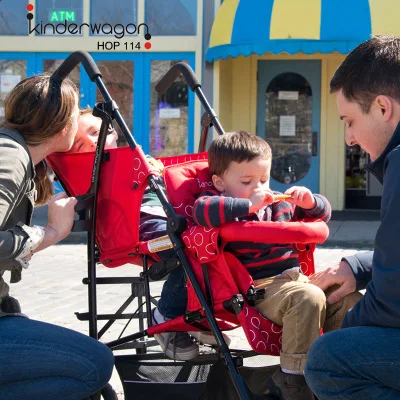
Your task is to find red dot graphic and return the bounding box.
[144,42,152,50]
[26,4,34,11]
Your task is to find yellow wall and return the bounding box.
[216,53,346,210]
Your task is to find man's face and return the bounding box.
[213,156,271,199]
[69,113,118,153]
[336,89,390,161]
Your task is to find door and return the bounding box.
[257,61,321,193]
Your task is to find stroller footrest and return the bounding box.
[75,312,148,321]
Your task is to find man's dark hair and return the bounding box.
[330,35,400,113]
[208,131,271,176]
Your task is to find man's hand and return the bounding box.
[309,260,357,304]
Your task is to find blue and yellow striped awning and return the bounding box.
[206,0,400,61]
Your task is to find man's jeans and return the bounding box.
[305,326,400,399]
[0,316,114,400]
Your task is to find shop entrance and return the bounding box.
[256,60,321,193]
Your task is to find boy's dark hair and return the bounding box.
[208,131,271,176]
[330,35,400,113]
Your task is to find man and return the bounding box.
[304,35,400,399]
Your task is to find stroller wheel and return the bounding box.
[101,383,118,400]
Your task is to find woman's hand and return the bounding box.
[284,186,316,210]
[46,192,77,242]
[34,192,78,253]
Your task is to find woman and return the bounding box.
[0,74,114,400]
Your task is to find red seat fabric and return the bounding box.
[47,147,208,267]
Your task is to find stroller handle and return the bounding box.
[52,51,102,82]
[155,62,200,94]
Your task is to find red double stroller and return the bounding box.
[47,52,328,400]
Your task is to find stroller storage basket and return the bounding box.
[115,354,214,400]
[115,352,280,400]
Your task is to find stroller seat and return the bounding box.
[156,157,328,355]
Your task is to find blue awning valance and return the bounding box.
[206,0,400,61]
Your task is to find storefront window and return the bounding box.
[346,145,367,189]
[90,0,137,37]
[0,60,26,118]
[149,60,188,157]
[265,72,312,184]
[145,0,197,36]
[0,0,28,35]
[95,61,134,145]
[345,144,382,209]
[36,0,83,36]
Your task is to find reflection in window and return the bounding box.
[95,61,134,145]
[150,60,189,157]
[90,0,137,37]
[0,0,28,35]
[43,60,80,89]
[145,0,197,36]
[0,60,26,120]
[264,73,312,184]
[36,0,83,36]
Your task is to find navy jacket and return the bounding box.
[342,122,400,328]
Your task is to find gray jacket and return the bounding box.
[342,122,400,328]
[0,127,35,305]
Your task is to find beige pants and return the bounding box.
[254,268,362,373]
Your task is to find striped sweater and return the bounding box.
[193,190,331,280]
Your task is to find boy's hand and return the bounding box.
[249,189,274,214]
[284,186,316,210]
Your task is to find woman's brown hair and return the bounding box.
[0,74,78,205]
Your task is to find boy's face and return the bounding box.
[212,156,271,199]
[69,112,118,153]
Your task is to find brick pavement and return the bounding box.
[5,244,369,399]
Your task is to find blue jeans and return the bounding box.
[140,214,187,319]
[0,316,114,400]
[157,266,187,319]
[305,326,400,399]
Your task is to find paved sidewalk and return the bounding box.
[326,219,378,248]
[6,244,369,399]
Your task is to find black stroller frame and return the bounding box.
[51,51,270,400]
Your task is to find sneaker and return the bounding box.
[268,368,315,400]
[152,308,199,361]
[189,331,231,347]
